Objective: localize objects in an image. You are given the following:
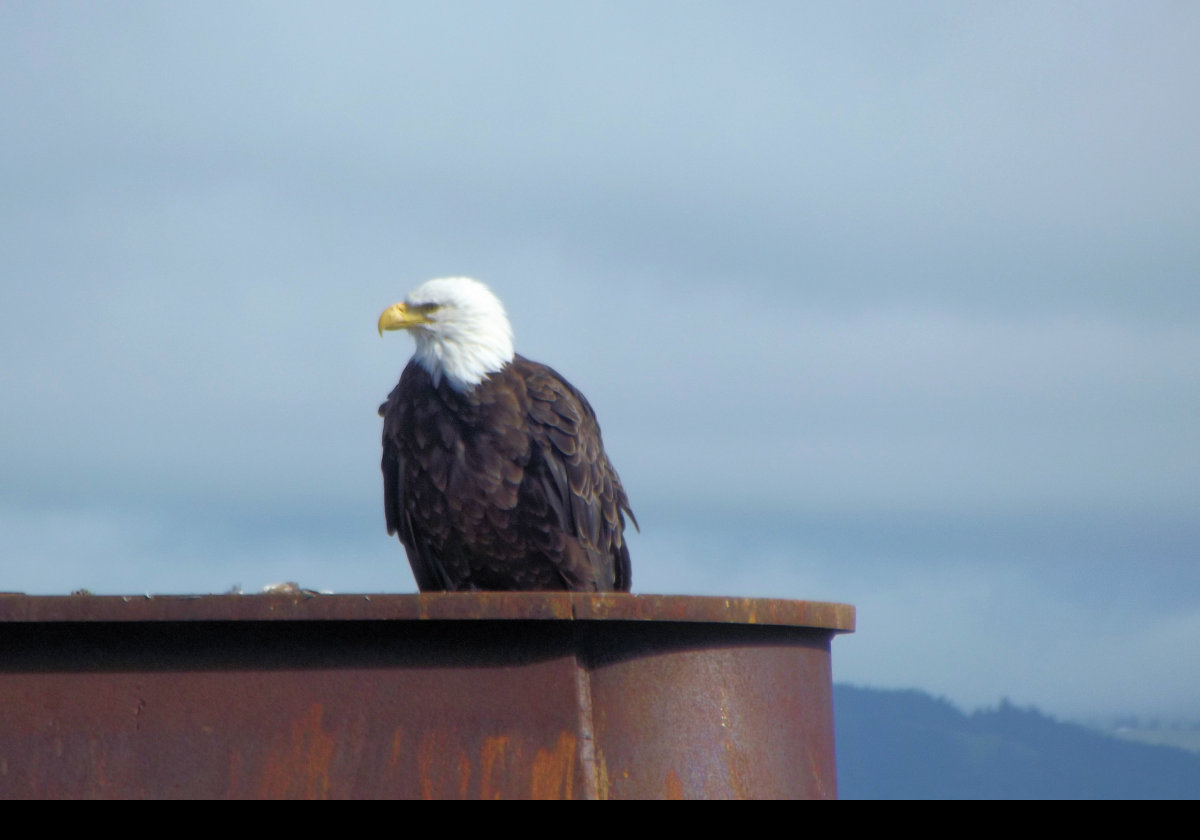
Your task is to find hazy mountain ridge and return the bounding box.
[835,684,1200,799]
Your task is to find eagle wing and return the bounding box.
[519,358,635,592]
[380,374,454,592]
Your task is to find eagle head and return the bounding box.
[378,277,515,391]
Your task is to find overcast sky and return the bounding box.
[2,2,1198,722]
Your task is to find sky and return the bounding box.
[2,2,1198,722]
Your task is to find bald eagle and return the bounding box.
[377,277,635,592]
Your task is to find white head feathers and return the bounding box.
[387,277,516,391]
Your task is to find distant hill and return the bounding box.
[834,684,1200,799]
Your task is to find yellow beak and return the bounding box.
[377,303,427,336]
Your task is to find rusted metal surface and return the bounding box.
[0,593,853,799]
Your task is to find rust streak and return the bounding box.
[723,740,752,801]
[416,731,473,800]
[457,750,472,799]
[664,769,684,800]
[530,731,576,800]
[389,726,405,774]
[416,732,437,800]
[480,736,509,800]
[261,703,335,799]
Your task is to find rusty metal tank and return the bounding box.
[0,592,854,799]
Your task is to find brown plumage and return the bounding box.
[378,278,635,592]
